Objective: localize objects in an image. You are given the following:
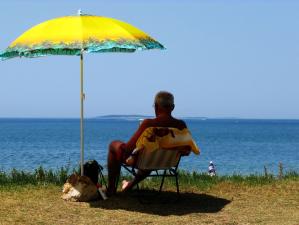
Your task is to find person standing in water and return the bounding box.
[208,161,216,176]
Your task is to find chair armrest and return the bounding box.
[125,147,143,166]
[179,149,191,156]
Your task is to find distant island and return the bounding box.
[93,115,152,120]
[93,115,210,121]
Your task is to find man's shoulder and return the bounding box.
[143,117,187,129]
[141,118,155,127]
[139,118,154,128]
[174,118,187,129]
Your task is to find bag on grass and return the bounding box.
[83,160,107,200]
[62,173,99,202]
[83,160,101,185]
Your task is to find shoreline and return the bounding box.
[1,166,298,187]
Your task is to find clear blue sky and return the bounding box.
[1,0,299,119]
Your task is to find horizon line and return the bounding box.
[1,116,299,120]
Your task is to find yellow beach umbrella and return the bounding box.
[0,11,165,175]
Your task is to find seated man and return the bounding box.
[106,91,190,195]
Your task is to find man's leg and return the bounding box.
[122,169,151,192]
[107,140,125,195]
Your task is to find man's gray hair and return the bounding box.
[154,91,174,108]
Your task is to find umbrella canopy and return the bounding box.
[0,12,165,175]
[0,13,164,59]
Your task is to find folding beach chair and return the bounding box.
[120,126,199,201]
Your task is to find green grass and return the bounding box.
[0,166,69,186]
[137,169,299,191]
[1,165,298,190]
[1,166,298,225]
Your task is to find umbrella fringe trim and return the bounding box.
[0,38,165,60]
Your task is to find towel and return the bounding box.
[135,127,200,155]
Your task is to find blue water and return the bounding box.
[0,118,298,175]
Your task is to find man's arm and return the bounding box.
[125,119,151,151]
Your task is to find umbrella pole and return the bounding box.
[80,52,84,176]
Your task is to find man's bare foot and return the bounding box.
[121,180,132,192]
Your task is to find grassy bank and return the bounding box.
[0,167,298,225]
[0,166,298,190]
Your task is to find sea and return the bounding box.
[0,118,298,175]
